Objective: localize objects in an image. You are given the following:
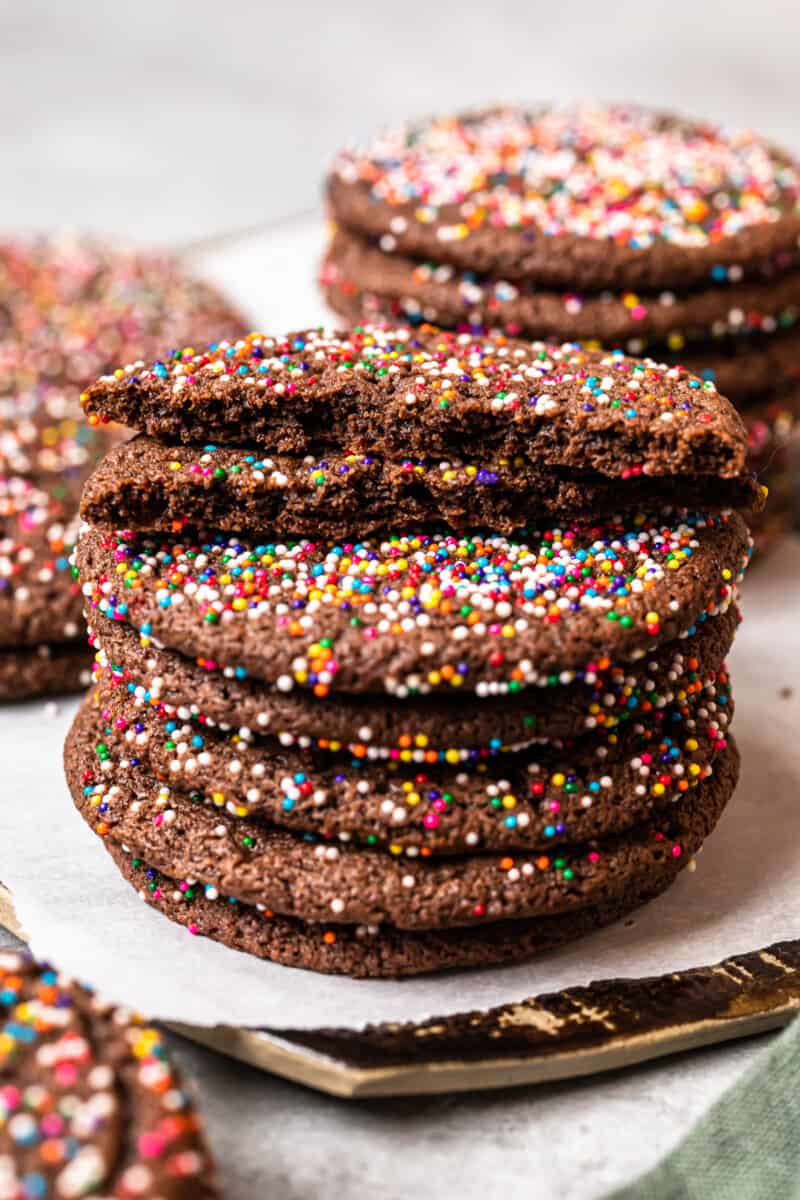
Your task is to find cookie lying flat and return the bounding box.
[0,642,90,702]
[327,105,800,292]
[88,601,739,755]
[104,840,678,978]
[65,697,738,930]
[80,328,753,479]
[0,950,218,1198]
[75,514,750,698]
[89,667,733,853]
[80,435,763,539]
[322,226,800,351]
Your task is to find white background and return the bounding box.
[2,0,800,243]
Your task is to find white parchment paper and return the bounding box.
[1,218,798,1030]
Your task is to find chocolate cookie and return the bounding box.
[327,105,800,292]
[0,383,115,502]
[321,226,800,350]
[0,235,247,402]
[0,236,248,700]
[660,331,800,402]
[744,394,800,467]
[322,273,796,396]
[104,840,682,978]
[80,328,753,479]
[319,247,800,408]
[0,237,247,489]
[65,697,738,930]
[75,513,750,698]
[79,434,763,539]
[88,600,739,755]
[0,641,91,702]
[87,666,733,853]
[0,477,89,696]
[0,949,219,1198]
[0,495,81,648]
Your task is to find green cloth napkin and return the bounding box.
[607,1016,800,1199]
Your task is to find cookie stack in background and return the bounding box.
[67,326,756,978]
[0,235,247,700]
[321,104,800,555]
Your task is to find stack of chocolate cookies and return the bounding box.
[0,235,246,700]
[66,326,756,978]
[322,104,800,553]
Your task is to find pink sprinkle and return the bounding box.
[139,1132,166,1159]
[0,1086,21,1110]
